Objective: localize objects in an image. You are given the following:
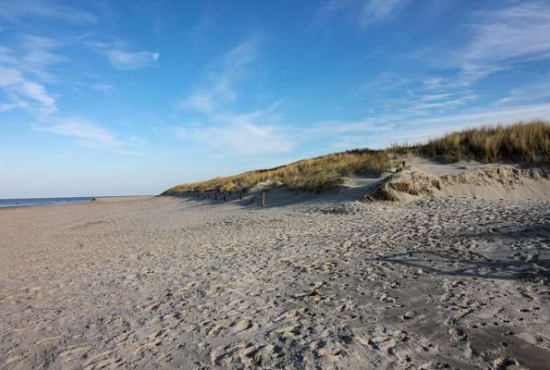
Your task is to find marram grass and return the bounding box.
[163,149,392,195]
[417,120,550,163]
[163,120,550,196]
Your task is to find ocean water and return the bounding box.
[0,197,96,208]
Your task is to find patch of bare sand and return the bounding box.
[376,162,550,203]
[1,184,550,369]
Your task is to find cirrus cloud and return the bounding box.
[36,118,120,148]
[106,49,160,70]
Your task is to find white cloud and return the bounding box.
[37,118,120,148]
[359,0,405,27]
[316,0,408,29]
[0,35,68,84]
[0,100,27,113]
[0,34,67,116]
[129,135,146,144]
[91,83,116,92]
[176,39,293,156]
[436,1,550,88]
[0,67,56,115]
[0,68,23,87]
[20,35,68,74]
[87,40,160,70]
[17,80,56,115]
[462,2,550,65]
[179,39,258,113]
[175,120,292,155]
[498,75,550,104]
[180,92,216,114]
[0,0,97,24]
[106,49,159,70]
[36,118,145,155]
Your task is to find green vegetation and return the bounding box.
[163,120,550,197]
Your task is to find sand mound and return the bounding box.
[376,166,550,202]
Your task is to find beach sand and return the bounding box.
[1,180,550,369]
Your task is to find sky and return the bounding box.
[2,0,550,198]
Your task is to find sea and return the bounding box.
[0,197,96,208]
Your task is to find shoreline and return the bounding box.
[0,195,154,210]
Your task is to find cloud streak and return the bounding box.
[177,39,293,155]
[179,39,258,113]
[0,67,56,115]
[37,118,120,148]
[461,2,550,65]
[106,50,160,70]
[0,0,97,24]
[88,40,160,70]
[316,0,408,29]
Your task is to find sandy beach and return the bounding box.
[1,176,550,369]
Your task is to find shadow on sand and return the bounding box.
[370,249,550,282]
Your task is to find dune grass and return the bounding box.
[163,120,550,197]
[162,149,392,195]
[416,120,550,163]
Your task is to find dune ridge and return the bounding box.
[163,120,550,198]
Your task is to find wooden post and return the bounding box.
[261,191,265,207]
[239,190,243,200]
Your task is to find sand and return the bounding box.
[1,167,550,369]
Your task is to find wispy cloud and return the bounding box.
[316,0,408,29]
[36,118,120,148]
[176,39,293,155]
[359,0,406,27]
[88,41,160,70]
[309,102,550,150]
[355,2,550,125]
[176,99,292,155]
[0,67,56,115]
[0,34,67,83]
[441,1,550,87]
[175,119,292,155]
[36,118,146,156]
[461,2,550,66]
[498,75,550,104]
[91,83,116,93]
[106,49,159,70]
[0,33,71,116]
[179,39,258,113]
[0,100,28,113]
[0,0,97,24]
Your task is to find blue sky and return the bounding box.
[2,0,550,198]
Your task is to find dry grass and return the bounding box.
[162,149,392,195]
[416,120,550,163]
[163,121,550,197]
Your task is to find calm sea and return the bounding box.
[0,197,96,208]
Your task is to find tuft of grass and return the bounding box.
[162,149,392,196]
[416,120,550,163]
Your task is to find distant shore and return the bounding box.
[0,195,153,209]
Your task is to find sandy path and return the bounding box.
[1,196,549,369]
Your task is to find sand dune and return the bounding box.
[1,164,550,369]
[376,162,550,202]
